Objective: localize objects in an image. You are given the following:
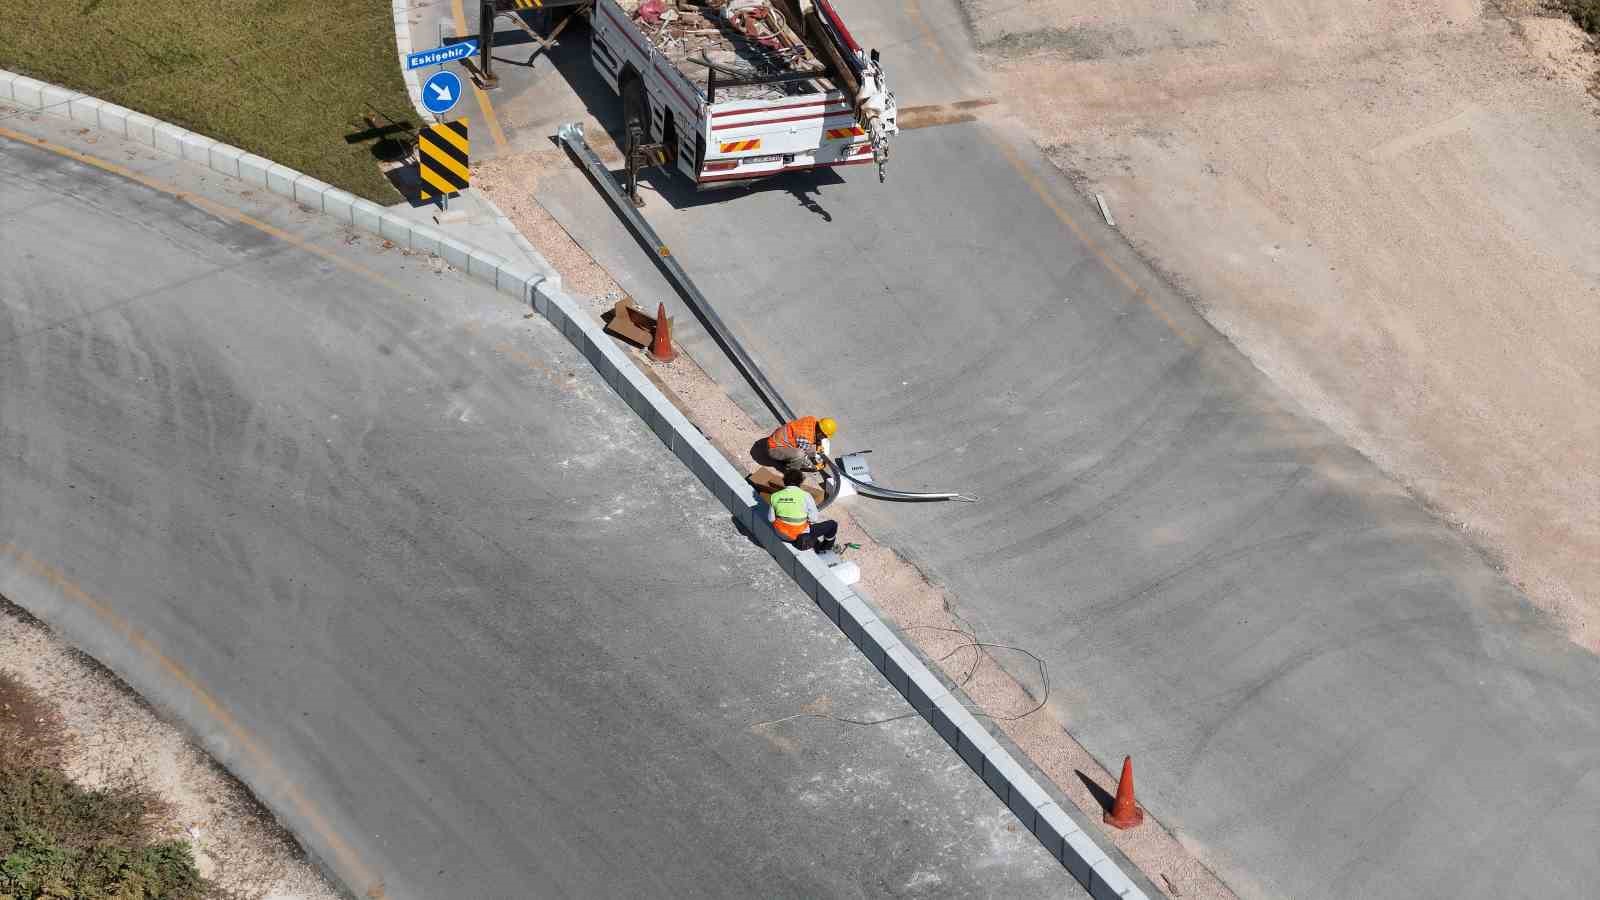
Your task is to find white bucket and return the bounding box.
[829,560,861,585]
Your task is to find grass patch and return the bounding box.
[0,0,417,200]
[1,673,209,899]
[1553,0,1600,33]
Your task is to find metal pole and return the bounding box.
[554,125,976,505]
[478,0,498,88]
[558,124,794,426]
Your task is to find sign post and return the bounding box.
[479,0,498,89]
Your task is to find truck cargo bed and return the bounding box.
[613,0,839,102]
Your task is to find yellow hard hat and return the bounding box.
[818,417,838,437]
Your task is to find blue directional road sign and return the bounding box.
[421,70,463,116]
[406,39,478,71]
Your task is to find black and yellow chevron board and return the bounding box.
[498,0,543,9]
[418,120,469,200]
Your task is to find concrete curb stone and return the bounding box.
[378,210,413,244]
[39,82,76,117]
[1065,829,1112,887]
[438,235,474,271]
[292,175,333,211]
[152,122,186,158]
[235,153,270,188]
[1005,761,1056,830]
[264,163,298,197]
[407,222,444,257]
[10,75,43,108]
[322,189,357,225]
[858,619,897,671]
[466,248,507,282]
[209,143,245,179]
[1034,802,1080,862]
[351,200,386,236]
[95,102,131,138]
[124,112,157,147]
[178,131,217,165]
[1,61,1150,900]
[1091,858,1140,900]
[68,95,102,127]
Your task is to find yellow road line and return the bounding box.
[988,137,1196,347]
[0,126,421,896]
[452,0,511,153]
[902,0,952,75]
[2,545,383,895]
[0,126,410,296]
[897,0,1195,348]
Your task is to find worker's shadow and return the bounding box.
[749,438,780,470]
[787,183,832,222]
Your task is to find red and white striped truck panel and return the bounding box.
[701,95,874,181]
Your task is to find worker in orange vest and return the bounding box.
[766,415,837,473]
[767,470,840,552]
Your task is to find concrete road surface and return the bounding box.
[0,112,1072,898]
[531,3,1600,896]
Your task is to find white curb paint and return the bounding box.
[392,0,430,122]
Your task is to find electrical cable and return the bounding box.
[905,624,1051,722]
[749,624,1050,731]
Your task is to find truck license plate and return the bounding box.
[747,154,782,164]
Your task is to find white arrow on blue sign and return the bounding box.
[406,39,478,71]
[421,70,464,116]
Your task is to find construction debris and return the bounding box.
[602,297,661,347]
[618,0,824,101]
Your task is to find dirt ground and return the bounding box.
[964,0,1600,649]
[0,600,337,900]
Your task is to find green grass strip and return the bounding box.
[0,0,417,201]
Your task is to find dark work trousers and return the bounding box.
[795,520,839,552]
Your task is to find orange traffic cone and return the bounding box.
[650,302,676,362]
[1103,756,1144,829]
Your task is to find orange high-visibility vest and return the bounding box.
[772,516,809,541]
[767,416,819,452]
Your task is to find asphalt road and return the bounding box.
[0,112,1072,898]
[531,2,1600,897]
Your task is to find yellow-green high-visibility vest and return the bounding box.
[771,486,810,524]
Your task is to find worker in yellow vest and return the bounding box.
[767,470,840,552]
[766,415,837,473]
